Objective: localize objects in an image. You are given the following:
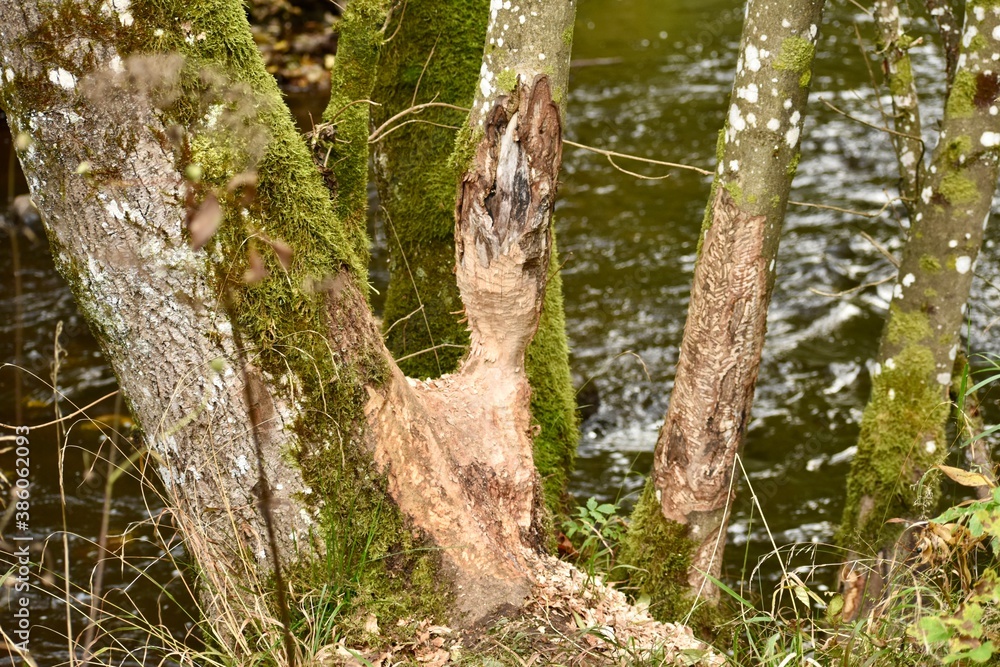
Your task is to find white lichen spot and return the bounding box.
[955,255,972,274]
[4,68,12,83]
[949,344,959,361]
[885,358,896,370]
[767,117,781,131]
[737,82,759,103]
[747,112,757,126]
[538,52,546,60]
[745,44,762,72]
[785,125,800,148]
[893,283,904,299]
[871,362,882,377]
[519,14,526,23]
[921,186,933,204]
[109,55,124,73]
[783,98,793,110]
[983,131,1000,147]
[729,160,739,172]
[949,239,959,248]
[888,388,896,400]
[782,19,791,28]
[925,440,937,454]
[937,372,952,385]
[728,103,746,132]
[902,273,915,287]
[233,454,250,477]
[48,68,76,90]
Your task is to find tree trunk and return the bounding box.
[875,0,923,211]
[838,0,1000,616]
[621,0,826,616]
[371,0,579,513]
[0,0,570,629]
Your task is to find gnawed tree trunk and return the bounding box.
[621,0,825,618]
[0,0,570,628]
[371,0,579,514]
[837,0,1000,616]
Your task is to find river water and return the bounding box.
[2,0,999,662]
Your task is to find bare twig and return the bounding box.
[563,139,713,176]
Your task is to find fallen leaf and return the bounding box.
[188,193,222,250]
[243,248,268,283]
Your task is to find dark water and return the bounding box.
[2,0,1000,662]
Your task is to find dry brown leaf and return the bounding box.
[244,248,268,283]
[188,193,222,250]
[267,237,294,269]
[936,464,994,489]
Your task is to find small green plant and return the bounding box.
[562,497,626,578]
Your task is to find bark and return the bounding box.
[926,0,962,88]
[0,0,572,630]
[622,0,826,613]
[875,0,923,210]
[838,0,1000,616]
[372,0,580,513]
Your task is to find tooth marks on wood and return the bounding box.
[659,186,770,514]
[454,75,563,366]
[457,75,561,271]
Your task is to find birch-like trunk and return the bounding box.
[838,0,1000,616]
[0,0,572,627]
[622,0,826,613]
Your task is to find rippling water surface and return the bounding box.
[2,0,1000,661]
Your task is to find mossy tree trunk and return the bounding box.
[370,0,486,379]
[0,0,574,630]
[371,0,579,513]
[621,0,825,616]
[838,0,1000,616]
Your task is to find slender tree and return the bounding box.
[370,0,579,512]
[838,0,1000,614]
[621,0,826,618]
[0,0,584,631]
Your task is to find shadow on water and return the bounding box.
[2,0,1000,662]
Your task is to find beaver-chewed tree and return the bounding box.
[0,0,584,632]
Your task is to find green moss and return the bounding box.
[770,194,781,208]
[723,180,743,204]
[774,36,815,73]
[787,152,801,177]
[919,254,943,273]
[838,342,949,550]
[799,70,811,87]
[939,171,979,205]
[497,67,518,93]
[320,0,389,266]
[619,483,718,634]
[886,305,932,345]
[923,287,939,299]
[562,25,574,47]
[526,242,580,513]
[888,56,912,97]
[970,33,989,52]
[946,69,977,118]
[943,135,973,165]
